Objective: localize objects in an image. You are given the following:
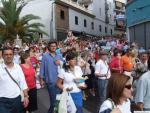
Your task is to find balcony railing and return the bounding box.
[59,0,93,14]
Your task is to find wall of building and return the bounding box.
[69,0,115,37]
[69,8,114,36]
[55,4,69,30]
[18,0,116,40]
[21,0,53,40]
[126,0,150,27]
[126,0,150,49]
[129,22,150,49]
[55,4,69,40]
[69,9,95,35]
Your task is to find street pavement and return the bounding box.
[35,88,99,113]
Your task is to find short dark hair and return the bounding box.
[48,40,57,46]
[63,51,77,72]
[107,74,130,105]
[113,48,120,56]
[65,51,77,62]
[2,47,13,55]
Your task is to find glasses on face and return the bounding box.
[125,84,132,90]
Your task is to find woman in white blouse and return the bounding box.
[56,51,87,113]
[99,74,132,113]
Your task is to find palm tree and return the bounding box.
[0,0,47,42]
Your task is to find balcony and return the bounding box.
[56,0,93,15]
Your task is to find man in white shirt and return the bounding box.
[95,51,111,104]
[0,47,29,113]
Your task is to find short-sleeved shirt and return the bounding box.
[0,63,28,98]
[134,70,150,109]
[109,57,123,73]
[58,66,83,93]
[121,55,133,72]
[95,59,111,79]
[99,99,131,113]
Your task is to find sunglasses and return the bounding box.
[125,84,132,90]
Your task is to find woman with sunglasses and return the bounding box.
[99,74,132,113]
[56,51,87,113]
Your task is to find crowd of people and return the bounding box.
[0,36,150,113]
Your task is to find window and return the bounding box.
[60,10,65,20]
[99,25,102,32]
[99,8,101,16]
[111,29,113,35]
[84,19,87,27]
[105,27,107,33]
[75,16,78,25]
[91,22,94,30]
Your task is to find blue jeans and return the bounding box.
[97,79,108,104]
[71,92,83,113]
[46,83,60,113]
[0,96,23,113]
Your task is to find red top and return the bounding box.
[95,51,99,62]
[109,56,123,73]
[30,56,39,65]
[20,64,36,89]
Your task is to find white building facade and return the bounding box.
[0,0,116,40]
[68,0,116,37]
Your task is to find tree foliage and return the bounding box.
[0,0,47,42]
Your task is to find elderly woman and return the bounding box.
[134,56,150,111]
[99,74,132,113]
[56,51,87,113]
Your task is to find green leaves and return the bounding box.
[0,0,47,42]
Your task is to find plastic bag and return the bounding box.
[67,94,77,113]
[58,91,68,113]
[56,91,77,113]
